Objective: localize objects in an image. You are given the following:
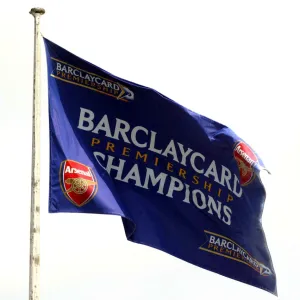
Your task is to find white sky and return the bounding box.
[0,1,299,299]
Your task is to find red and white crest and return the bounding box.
[233,142,258,186]
[60,160,98,207]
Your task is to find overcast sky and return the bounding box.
[0,1,299,299]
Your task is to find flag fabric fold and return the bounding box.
[44,37,277,296]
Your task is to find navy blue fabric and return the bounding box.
[44,37,276,296]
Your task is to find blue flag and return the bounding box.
[44,37,277,296]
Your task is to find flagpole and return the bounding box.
[29,7,45,300]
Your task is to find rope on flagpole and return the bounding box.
[29,7,45,300]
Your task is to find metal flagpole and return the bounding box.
[29,7,45,300]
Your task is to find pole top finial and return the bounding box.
[29,7,45,16]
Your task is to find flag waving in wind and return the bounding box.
[44,37,277,296]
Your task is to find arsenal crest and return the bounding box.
[233,142,258,186]
[59,160,98,207]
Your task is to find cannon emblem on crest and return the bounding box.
[65,178,97,194]
[235,157,252,176]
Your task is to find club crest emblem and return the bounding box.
[60,160,98,207]
[233,142,258,186]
